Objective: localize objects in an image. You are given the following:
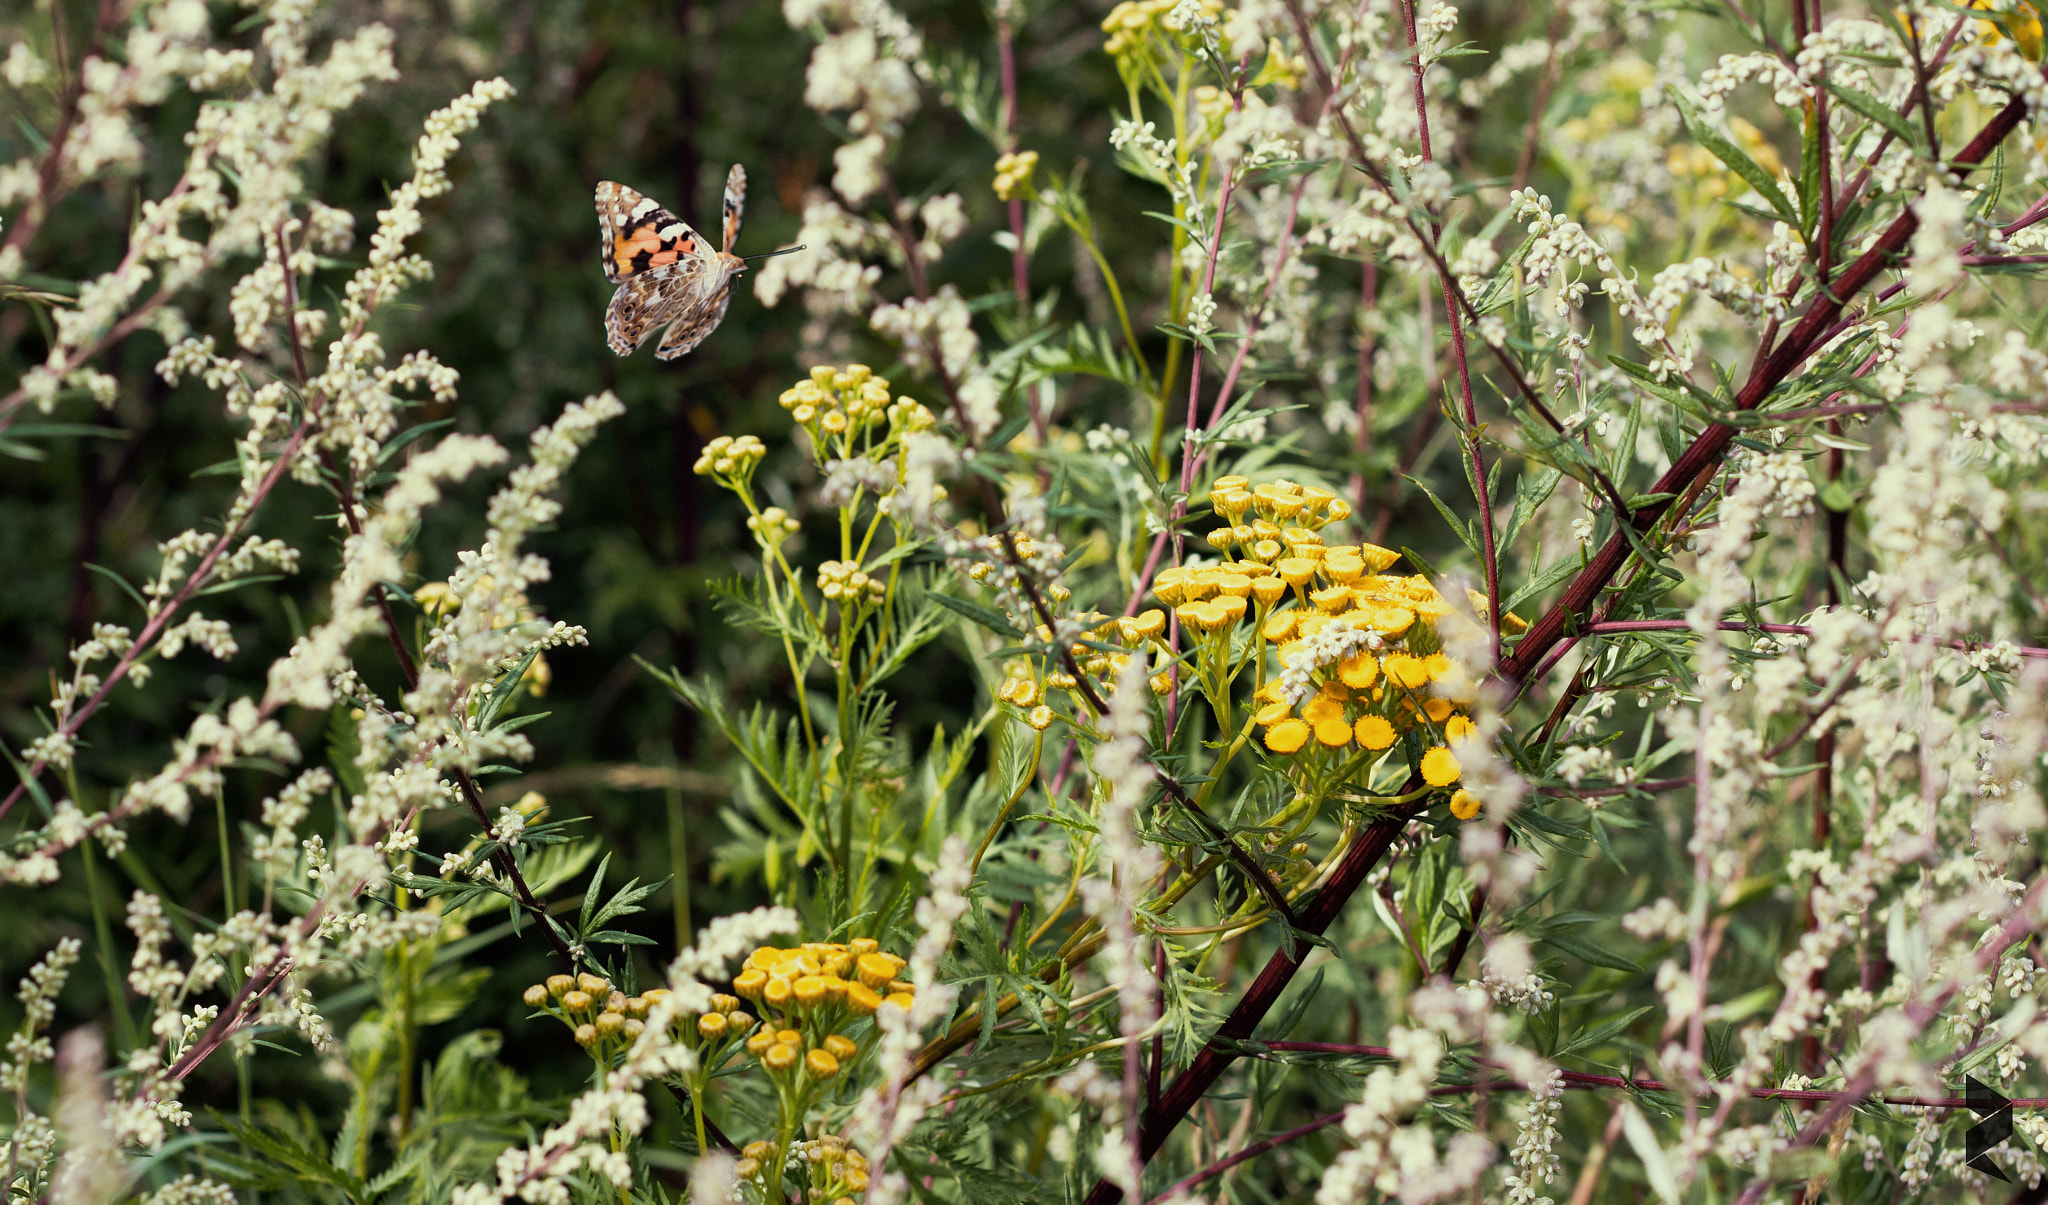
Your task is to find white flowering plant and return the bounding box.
[7,0,2048,1203]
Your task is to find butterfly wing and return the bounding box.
[721,164,745,254]
[595,179,711,285]
[655,283,734,361]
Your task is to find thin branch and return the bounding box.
[1497,85,2037,692]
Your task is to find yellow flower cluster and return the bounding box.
[1101,0,1226,54]
[737,1136,870,1199]
[746,506,799,548]
[777,365,934,449]
[988,598,1180,729]
[1138,476,1526,813]
[522,972,725,1055]
[730,938,911,1080]
[692,434,767,482]
[1202,474,1353,551]
[993,150,1038,202]
[817,559,885,607]
[1250,577,1480,750]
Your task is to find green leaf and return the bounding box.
[85,562,149,613]
[1673,93,1797,225]
[1620,1102,1683,1205]
[1500,466,1562,550]
[1402,474,1479,557]
[1538,929,1644,973]
[1555,1005,1654,1056]
[929,591,1022,636]
[1824,80,1922,150]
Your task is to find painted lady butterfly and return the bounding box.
[596,165,749,360]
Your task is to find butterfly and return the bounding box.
[596,165,749,361]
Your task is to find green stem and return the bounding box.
[79,839,138,1051]
[214,789,236,916]
[666,762,693,950]
[395,940,417,1142]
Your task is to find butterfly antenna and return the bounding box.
[740,244,807,261]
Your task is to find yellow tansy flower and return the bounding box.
[1301,695,1346,725]
[1383,654,1430,689]
[1253,700,1292,726]
[1444,715,1476,743]
[1421,746,1462,786]
[1314,718,1353,747]
[1354,716,1396,750]
[1449,789,1481,820]
[1264,718,1310,753]
[1337,652,1378,689]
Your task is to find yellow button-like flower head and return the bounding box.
[1354,715,1396,750]
[1264,718,1310,753]
[1421,746,1463,786]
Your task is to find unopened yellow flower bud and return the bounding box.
[546,974,575,997]
[522,984,549,1008]
[573,1024,598,1048]
[698,1013,729,1040]
[764,1042,798,1070]
[562,990,592,1013]
[806,1048,841,1078]
[824,1033,859,1060]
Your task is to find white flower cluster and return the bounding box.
[851,835,971,1204]
[1316,985,1504,1205]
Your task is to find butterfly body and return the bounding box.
[596,165,747,360]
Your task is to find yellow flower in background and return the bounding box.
[994,150,1039,201]
[414,580,459,618]
[1973,0,2045,58]
[1449,789,1481,820]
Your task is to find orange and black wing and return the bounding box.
[595,180,709,285]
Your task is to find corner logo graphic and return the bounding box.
[1965,1075,2013,1181]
